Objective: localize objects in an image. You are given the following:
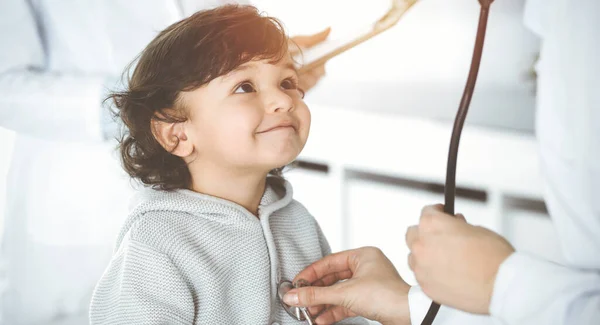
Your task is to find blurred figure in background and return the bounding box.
[0,1,327,324]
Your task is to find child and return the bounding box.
[89,4,367,325]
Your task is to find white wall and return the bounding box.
[0,127,15,242]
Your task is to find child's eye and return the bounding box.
[281,77,305,98]
[234,82,256,94]
[280,78,298,90]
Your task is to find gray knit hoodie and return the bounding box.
[90,176,368,325]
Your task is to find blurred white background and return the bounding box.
[0,0,564,324]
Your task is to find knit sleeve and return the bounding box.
[90,238,195,325]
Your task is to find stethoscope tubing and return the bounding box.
[420,1,493,324]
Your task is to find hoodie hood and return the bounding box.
[114,176,293,251]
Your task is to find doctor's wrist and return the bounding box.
[380,284,411,325]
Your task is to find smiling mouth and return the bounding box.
[258,125,296,133]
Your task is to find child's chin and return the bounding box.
[266,152,299,170]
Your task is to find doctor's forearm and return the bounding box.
[0,70,108,142]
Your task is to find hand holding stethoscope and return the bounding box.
[280,0,495,323]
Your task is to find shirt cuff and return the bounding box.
[408,286,432,325]
[408,286,496,325]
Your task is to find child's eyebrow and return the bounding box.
[221,61,299,82]
[221,65,253,82]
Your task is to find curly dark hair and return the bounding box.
[107,5,290,190]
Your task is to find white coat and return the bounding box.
[409,0,600,324]
[0,1,237,323]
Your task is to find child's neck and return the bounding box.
[189,166,268,217]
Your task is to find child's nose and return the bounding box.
[263,89,294,113]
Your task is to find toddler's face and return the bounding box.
[179,54,310,174]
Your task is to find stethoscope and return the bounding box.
[420,0,494,323]
[278,280,315,324]
[279,0,495,324]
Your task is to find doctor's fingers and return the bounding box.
[300,270,354,315]
[293,248,362,285]
[314,305,357,325]
[309,269,354,288]
[283,282,345,308]
[420,204,467,222]
[405,225,420,249]
[299,65,326,92]
[420,203,445,217]
[406,225,424,272]
[290,27,331,50]
[407,252,417,272]
[419,204,466,232]
[418,204,446,231]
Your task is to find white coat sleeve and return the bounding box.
[490,252,600,325]
[0,0,108,142]
[532,0,600,270]
[408,287,501,325]
[487,0,600,324]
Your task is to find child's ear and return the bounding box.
[151,114,193,158]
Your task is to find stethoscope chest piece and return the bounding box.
[278,280,314,324]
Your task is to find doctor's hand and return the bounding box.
[283,247,411,325]
[406,204,516,315]
[289,27,331,92]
